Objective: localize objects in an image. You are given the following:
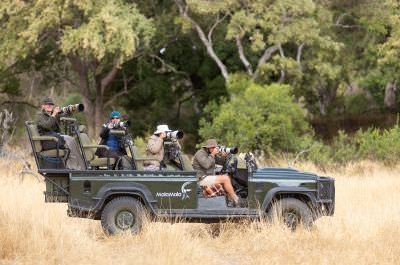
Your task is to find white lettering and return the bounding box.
[156,192,182,198]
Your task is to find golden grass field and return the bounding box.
[0,156,399,265]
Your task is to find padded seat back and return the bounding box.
[180,154,193,171]
[131,146,143,170]
[78,125,95,161]
[26,121,42,153]
[25,121,66,169]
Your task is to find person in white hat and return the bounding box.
[144,124,179,170]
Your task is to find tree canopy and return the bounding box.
[0,0,399,154]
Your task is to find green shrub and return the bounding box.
[199,76,310,155]
[302,126,400,167]
[356,126,400,165]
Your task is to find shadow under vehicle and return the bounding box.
[25,118,335,235]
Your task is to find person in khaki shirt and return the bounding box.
[192,139,239,206]
[144,124,180,170]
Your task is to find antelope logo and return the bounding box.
[181,181,192,200]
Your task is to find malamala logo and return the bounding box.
[181,181,192,200]
[156,181,192,200]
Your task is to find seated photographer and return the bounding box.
[36,97,85,170]
[192,139,240,206]
[95,111,129,168]
[144,124,182,171]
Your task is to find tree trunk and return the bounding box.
[68,55,118,138]
[81,97,97,138]
[384,82,397,110]
[94,86,105,139]
[175,0,229,81]
[317,83,337,116]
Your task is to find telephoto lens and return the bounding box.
[60,103,84,114]
[166,130,184,140]
[218,145,238,154]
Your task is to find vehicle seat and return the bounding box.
[25,121,68,169]
[78,125,115,169]
[130,146,161,170]
[179,154,193,170]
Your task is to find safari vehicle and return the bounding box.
[25,118,335,235]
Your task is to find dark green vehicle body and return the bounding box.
[42,166,334,221]
[27,120,334,232]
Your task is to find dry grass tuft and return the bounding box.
[0,157,399,264]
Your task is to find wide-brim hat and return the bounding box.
[41,97,54,105]
[154,124,171,134]
[202,139,218,148]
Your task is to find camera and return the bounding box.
[166,130,184,140]
[60,103,84,115]
[218,145,238,154]
[112,120,130,129]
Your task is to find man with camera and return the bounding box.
[144,124,182,171]
[192,139,240,206]
[96,111,129,168]
[36,97,85,170]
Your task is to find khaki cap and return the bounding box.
[202,139,218,148]
[41,97,55,105]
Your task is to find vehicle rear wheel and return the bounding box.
[101,196,147,235]
[267,198,313,231]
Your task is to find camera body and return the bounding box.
[166,130,184,140]
[218,145,238,154]
[112,121,130,129]
[60,103,84,115]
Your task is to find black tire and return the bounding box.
[101,196,147,235]
[267,198,313,230]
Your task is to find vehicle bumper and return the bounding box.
[316,177,335,216]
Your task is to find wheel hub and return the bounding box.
[115,210,135,230]
[283,211,299,229]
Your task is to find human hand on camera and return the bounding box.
[219,151,229,157]
[107,123,114,129]
[52,107,61,116]
[210,146,219,156]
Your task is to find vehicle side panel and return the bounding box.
[68,171,198,213]
[248,168,318,209]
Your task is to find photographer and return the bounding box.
[144,124,181,171]
[36,97,85,170]
[96,111,128,165]
[192,139,240,206]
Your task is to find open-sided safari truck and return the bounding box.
[26,118,335,235]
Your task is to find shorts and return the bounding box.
[199,175,217,187]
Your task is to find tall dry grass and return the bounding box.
[0,157,399,265]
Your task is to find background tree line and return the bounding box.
[1,0,400,164]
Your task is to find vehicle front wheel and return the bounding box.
[101,196,147,235]
[267,198,313,231]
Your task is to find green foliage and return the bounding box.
[302,126,400,167]
[359,70,387,104]
[60,1,154,62]
[199,76,310,154]
[0,74,20,96]
[344,93,371,114]
[133,136,147,155]
[0,0,154,65]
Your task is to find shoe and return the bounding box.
[228,197,248,208]
[236,197,248,208]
